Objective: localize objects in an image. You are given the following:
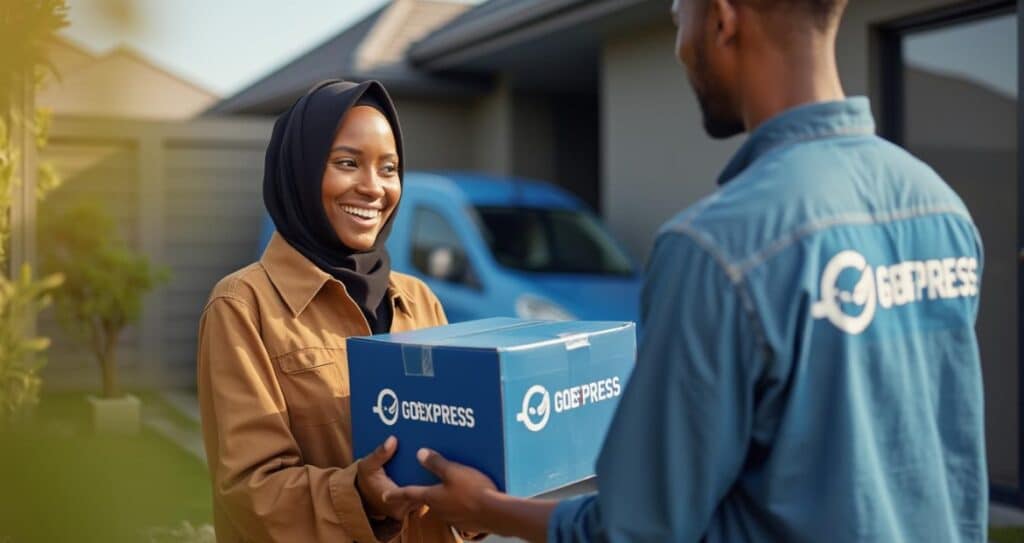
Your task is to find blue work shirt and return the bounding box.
[549,97,987,542]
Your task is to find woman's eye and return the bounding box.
[382,164,398,175]
[334,158,357,168]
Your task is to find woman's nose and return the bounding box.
[355,171,386,198]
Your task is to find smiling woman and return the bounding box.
[196,80,474,543]
[321,102,402,254]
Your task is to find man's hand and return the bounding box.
[356,436,422,521]
[382,448,498,533]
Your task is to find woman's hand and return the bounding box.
[356,436,421,521]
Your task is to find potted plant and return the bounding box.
[41,201,169,433]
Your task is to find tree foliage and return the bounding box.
[0,263,62,420]
[42,202,170,398]
[0,0,69,421]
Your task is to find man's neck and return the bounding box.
[739,38,846,132]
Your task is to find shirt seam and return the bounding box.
[667,202,973,277]
[663,226,772,366]
[201,293,254,317]
[735,205,974,274]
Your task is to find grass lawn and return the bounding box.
[994,526,1024,543]
[0,392,211,543]
[3,393,1022,542]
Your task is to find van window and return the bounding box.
[474,207,633,276]
[411,207,477,287]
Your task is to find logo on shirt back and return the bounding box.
[811,250,979,334]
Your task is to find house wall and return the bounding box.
[392,95,477,171]
[39,116,274,390]
[601,21,741,261]
[471,80,514,176]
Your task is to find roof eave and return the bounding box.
[408,0,651,70]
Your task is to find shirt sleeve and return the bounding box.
[548,230,766,543]
[197,295,386,543]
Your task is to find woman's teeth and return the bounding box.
[341,205,380,220]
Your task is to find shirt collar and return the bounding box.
[389,280,415,317]
[717,96,876,186]
[260,232,414,318]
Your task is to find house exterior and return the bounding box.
[205,0,489,176]
[34,38,266,405]
[174,0,1024,503]
[39,36,220,119]
[8,35,220,284]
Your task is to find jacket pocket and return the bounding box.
[277,347,339,374]
[274,347,349,426]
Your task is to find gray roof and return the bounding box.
[205,0,663,114]
[409,0,573,65]
[408,0,661,71]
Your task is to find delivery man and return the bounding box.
[384,0,988,541]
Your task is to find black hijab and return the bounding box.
[263,80,404,333]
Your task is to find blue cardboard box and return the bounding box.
[348,318,636,497]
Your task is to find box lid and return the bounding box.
[354,318,633,351]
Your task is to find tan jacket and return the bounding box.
[197,233,460,543]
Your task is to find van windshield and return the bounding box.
[473,206,634,276]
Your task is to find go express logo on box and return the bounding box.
[515,377,622,432]
[371,377,622,433]
[372,388,476,428]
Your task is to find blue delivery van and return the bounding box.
[387,172,642,323]
[258,172,642,324]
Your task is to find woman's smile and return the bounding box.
[335,202,384,228]
[339,203,381,221]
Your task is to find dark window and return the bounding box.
[474,206,633,276]
[410,207,476,287]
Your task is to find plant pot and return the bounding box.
[87,394,141,435]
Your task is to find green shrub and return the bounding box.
[0,263,62,422]
[0,0,69,423]
[42,202,169,398]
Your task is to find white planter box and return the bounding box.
[87,394,141,435]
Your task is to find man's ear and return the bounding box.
[708,0,739,48]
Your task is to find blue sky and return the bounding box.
[60,0,480,96]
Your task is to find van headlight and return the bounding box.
[515,295,575,321]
